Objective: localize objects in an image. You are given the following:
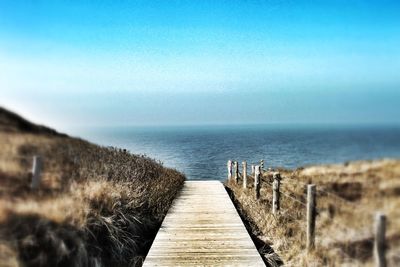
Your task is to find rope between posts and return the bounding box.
[315,186,361,208]
[260,178,368,230]
[262,179,308,207]
[280,191,307,207]
[281,174,366,211]
[226,159,387,267]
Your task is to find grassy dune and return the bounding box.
[226,159,400,266]
[0,108,185,266]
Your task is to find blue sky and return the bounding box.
[1,0,399,131]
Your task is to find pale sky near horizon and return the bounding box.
[1,1,400,132]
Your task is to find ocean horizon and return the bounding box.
[74,124,400,180]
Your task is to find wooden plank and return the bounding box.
[143,181,265,266]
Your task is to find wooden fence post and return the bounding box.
[307,184,316,251]
[234,161,239,183]
[242,161,247,189]
[272,172,281,214]
[251,165,255,175]
[374,213,387,267]
[254,165,261,199]
[31,156,42,190]
[227,160,232,180]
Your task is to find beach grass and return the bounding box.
[0,108,185,267]
[226,159,400,266]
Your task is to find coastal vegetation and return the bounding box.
[0,107,185,266]
[226,159,400,266]
[2,106,399,267]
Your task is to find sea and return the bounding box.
[78,124,400,181]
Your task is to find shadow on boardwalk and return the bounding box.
[225,186,284,267]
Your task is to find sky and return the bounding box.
[1,0,400,131]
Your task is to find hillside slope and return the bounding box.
[0,107,185,267]
[0,107,65,136]
[226,160,400,266]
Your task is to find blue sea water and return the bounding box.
[79,125,400,180]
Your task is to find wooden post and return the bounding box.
[254,165,261,199]
[234,161,239,183]
[374,213,387,267]
[251,165,255,175]
[242,161,247,189]
[31,156,42,190]
[272,172,281,214]
[227,160,232,180]
[307,184,316,251]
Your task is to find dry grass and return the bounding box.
[0,131,185,267]
[226,159,400,267]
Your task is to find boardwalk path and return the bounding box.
[143,181,265,266]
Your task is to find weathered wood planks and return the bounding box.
[143,181,265,266]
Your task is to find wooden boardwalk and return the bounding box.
[143,181,265,266]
